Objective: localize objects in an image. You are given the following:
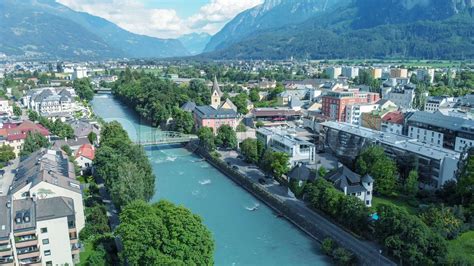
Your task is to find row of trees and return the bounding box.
[198,125,238,151]
[240,138,290,178]
[73,78,95,102]
[93,122,155,208]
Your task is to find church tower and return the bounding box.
[210,76,222,109]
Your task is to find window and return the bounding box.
[46,262,52,266]
[44,250,51,256]
[357,192,361,196]
[366,200,370,205]
[40,228,48,233]
[42,239,49,244]
[367,191,371,195]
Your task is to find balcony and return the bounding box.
[0,249,12,257]
[0,255,14,265]
[18,256,41,265]
[17,246,40,260]
[14,230,36,237]
[15,235,37,249]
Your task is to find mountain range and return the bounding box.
[204,0,474,60]
[0,0,189,59]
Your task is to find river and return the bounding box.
[91,94,329,266]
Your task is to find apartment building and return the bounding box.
[257,127,315,166]
[0,120,50,156]
[0,149,85,265]
[416,68,435,84]
[407,111,474,152]
[381,84,416,110]
[22,88,76,117]
[341,66,359,79]
[320,121,460,189]
[325,67,342,79]
[321,89,380,121]
[390,68,408,78]
[344,103,379,125]
[381,111,404,135]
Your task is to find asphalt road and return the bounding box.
[218,149,396,266]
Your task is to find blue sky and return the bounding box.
[57,0,263,38]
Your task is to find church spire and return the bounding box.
[210,76,222,109]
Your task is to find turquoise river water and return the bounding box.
[91,94,329,266]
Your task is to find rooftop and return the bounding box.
[194,105,238,118]
[321,121,460,160]
[36,197,75,222]
[0,196,10,239]
[408,111,474,133]
[12,199,35,232]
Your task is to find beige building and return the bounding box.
[0,149,84,265]
[390,68,408,78]
[370,68,382,79]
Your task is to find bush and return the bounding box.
[321,238,335,255]
[332,247,354,265]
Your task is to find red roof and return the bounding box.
[382,111,404,125]
[1,120,50,141]
[75,144,95,160]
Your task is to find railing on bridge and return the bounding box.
[134,131,197,146]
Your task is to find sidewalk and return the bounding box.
[0,158,20,195]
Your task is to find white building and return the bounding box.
[326,166,374,207]
[416,68,435,84]
[325,67,342,79]
[381,84,416,110]
[1,149,84,265]
[23,88,76,117]
[424,96,453,113]
[342,66,359,79]
[345,103,379,125]
[407,111,474,152]
[257,127,316,166]
[0,98,13,116]
[381,111,404,135]
[72,67,87,80]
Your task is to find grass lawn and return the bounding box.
[448,231,474,264]
[78,241,93,266]
[371,196,418,215]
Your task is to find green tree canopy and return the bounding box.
[73,78,95,101]
[20,131,49,157]
[198,127,215,151]
[355,146,397,195]
[117,200,214,266]
[215,125,237,149]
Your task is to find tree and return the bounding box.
[420,205,464,240]
[240,138,260,164]
[12,104,21,116]
[404,170,419,197]
[356,146,397,195]
[255,121,264,128]
[215,125,237,149]
[321,238,335,255]
[28,110,39,121]
[260,150,289,178]
[85,245,107,266]
[318,166,328,178]
[249,88,260,102]
[88,131,97,144]
[198,127,215,151]
[61,145,72,156]
[236,123,247,132]
[231,93,249,114]
[20,132,49,157]
[73,78,94,101]
[0,145,15,167]
[332,247,354,265]
[116,200,214,266]
[171,108,194,134]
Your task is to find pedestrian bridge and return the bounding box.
[133,131,198,146]
[94,87,113,93]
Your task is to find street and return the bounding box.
[0,158,19,195]
[217,149,395,266]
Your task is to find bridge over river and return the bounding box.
[133,131,198,146]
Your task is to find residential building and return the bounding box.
[23,88,76,117]
[68,120,100,140]
[344,103,379,125]
[287,164,316,183]
[320,121,460,189]
[72,67,87,80]
[252,107,302,122]
[381,111,404,135]
[342,66,359,79]
[326,166,374,207]
[390,68,408,78]
[0,149,84,265]
[0,99,13,116]
[407,111,474,152]
[75,144,95,174]
[370,68,382,79]
[0,120,50,156]
[193,77,238,133]
[381,84,416,109]
[52,137,90,152]
[321,89,380,121]
[180,101,196,113]
[424,96,451,113]
[416,68,435,84]
[257,127,315,166]
[325,67,342,79]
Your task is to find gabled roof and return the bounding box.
[220,98,238,112]
[194,105,238,118]
[382,111,404,125]
[326,166,370,194]
[75,144,95,160]
[287,164,316,181]
[181,101,196,112]
[36,197,75,221]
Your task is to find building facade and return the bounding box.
[23,88,76,117]
[322,90,380,121]
[257,127,315,166]
[319,121,460,189]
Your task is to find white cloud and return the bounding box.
[56,0,263,38]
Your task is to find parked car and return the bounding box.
[237,155,244,160]
[232,165,239,170]
[258,178,266,185]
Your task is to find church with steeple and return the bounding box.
[192,76,238,133]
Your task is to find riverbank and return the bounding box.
[190,144,396,266]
